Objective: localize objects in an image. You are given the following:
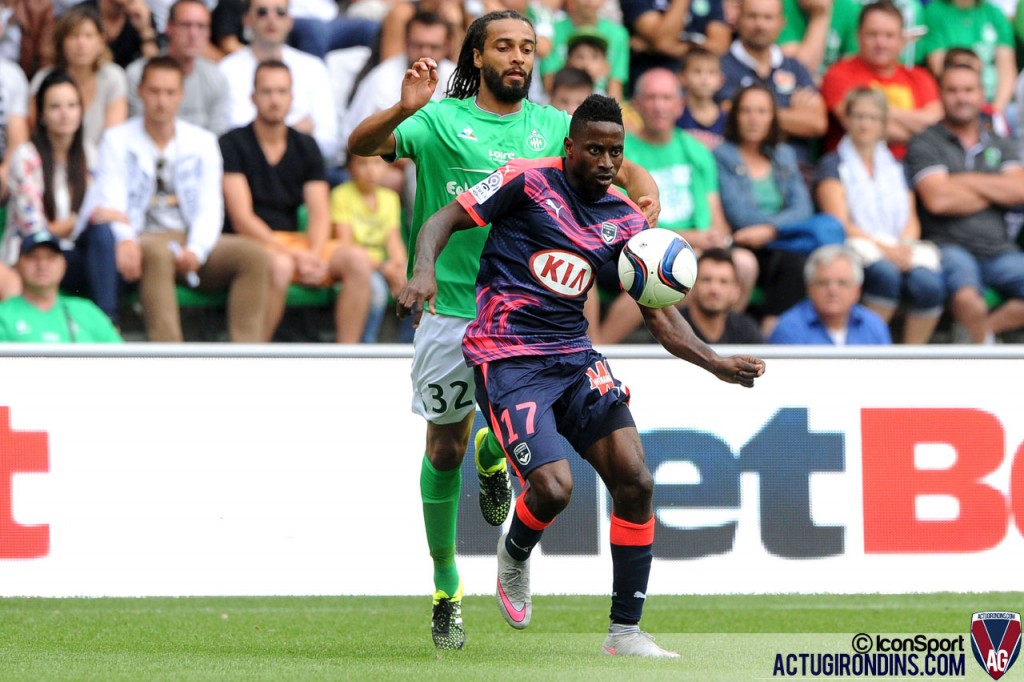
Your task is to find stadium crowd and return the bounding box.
[1,0,1024,344]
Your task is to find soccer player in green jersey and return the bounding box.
[349,9,660,650]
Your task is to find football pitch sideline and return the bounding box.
[1,592,1019,681]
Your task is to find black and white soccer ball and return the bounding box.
[617,228,698,308]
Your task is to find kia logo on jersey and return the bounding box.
[529,249,593,298]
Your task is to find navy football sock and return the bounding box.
[505,492,550,561]
[609,515,654,625]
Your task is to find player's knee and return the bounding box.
[613,466,654,510]
[528,468,573,518]
[425,430,470,470]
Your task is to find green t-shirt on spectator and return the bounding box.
[0,295,122,343]
[921,0,1013,101]
[624,130,717,231]
[542,17,631,88]
[752,173,784,216]
[779,0,860,73]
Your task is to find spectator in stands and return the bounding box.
[905,64,1024,343]
[620,0,730,95]
[342,10,454,191]
[548,67,594,114]
[219,0,339,165]
[0,57,29,202]
[714,84,844,335]
[221,61,360,342]
[0,231,121,342]
[684,248,765,343]
[30,6,128,150]
[921,0,1017,119]
[594,69,757,344]
[541,0,630,100]
[816,87,944,344]
[127,0,229,135]
[79,0,160,68]
[4,70,121,323]
[330,153,406,343]
[210,0,246,58]
[378,0,467,63]
[10,0,57,80]
[285,0,379,61]
[820,1,941,158]
[563,30,616,99]
[769,244,892,344]
[677,46,727,149]
[945,47,1010,135]
[0,262,17,298]
[777,0,859,76]
[717,0,827,167]
[87,56,269,342]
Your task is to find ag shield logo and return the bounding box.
[971,612,1022,680]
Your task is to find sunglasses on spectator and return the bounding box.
[255,6,288,17]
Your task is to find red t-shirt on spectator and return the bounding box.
[821,56,939,159]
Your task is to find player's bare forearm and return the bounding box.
[347,103,413,157]
[397,202,476,321]
[641,305,765,387]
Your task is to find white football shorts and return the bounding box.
[410,312,477,424]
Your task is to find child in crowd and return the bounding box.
[677,46,727,150]
[565,29,615,99]
[548,67,594,114]
[330,153,407,342]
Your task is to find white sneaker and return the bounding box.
[496,533,531,629]
[601,630,679,658]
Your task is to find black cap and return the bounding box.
[19,231,64,258]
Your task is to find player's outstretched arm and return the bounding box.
[640,304,766,388]
[616,158,661,228]
[396,200,477,326]
[347,58,441,157]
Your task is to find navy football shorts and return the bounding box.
[473,349,635,482]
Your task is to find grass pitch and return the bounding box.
[0,593,1018,681]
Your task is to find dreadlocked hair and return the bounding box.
[569,94,623,138]
[446,9,533,100]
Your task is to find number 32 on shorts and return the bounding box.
[426,381,474,414]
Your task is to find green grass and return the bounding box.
[0,593,1019,681]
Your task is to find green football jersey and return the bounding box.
[541,17,631,85]
[0,295,122,343]
[779,0,860,73]
[394,98,571,319]
[921,0,1013,102]
[624,130,716,231]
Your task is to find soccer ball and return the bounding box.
[618,228,698,308]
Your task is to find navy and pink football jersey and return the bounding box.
[455,157,650,367]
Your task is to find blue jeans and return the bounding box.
[61,223,120,324]
[361,270,388,343]
[940,243,1024,299]
[288,16,379,59]
[862,260,945,315]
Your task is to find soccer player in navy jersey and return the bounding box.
[398,94,766,658]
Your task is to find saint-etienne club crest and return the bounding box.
[971,612,1022,680]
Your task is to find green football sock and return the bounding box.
[420,454,461,597]
[476,429,506,473]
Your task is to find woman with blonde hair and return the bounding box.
[815,86,945,344]
[30,5,127,149]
